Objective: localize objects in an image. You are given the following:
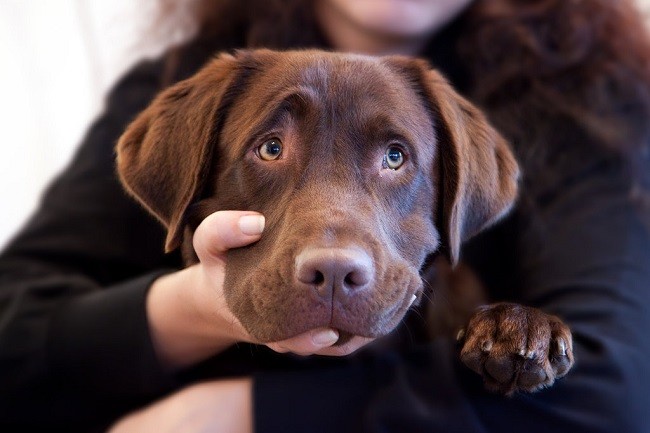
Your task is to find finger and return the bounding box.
[313,335,375,356]
[268,330,375,357]
[194,211,265,260]
[267,328,340,356]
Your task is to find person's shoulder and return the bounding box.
[168,37,235,81]
[105,58,166,113]
[104,37,228,118]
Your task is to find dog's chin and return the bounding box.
[225,263,423,343]
[234,294,416,345]
[239,318,384,344]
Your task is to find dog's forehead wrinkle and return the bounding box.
[299,57,330,92]
[289,54,389,108]
[259,56,432,151]
[323,64,434,158]
[221,72,338,160]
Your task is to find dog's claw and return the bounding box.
[409,294,417,307]
[481,340,493,352]
[456,329,466,341]
[518,349,535,359]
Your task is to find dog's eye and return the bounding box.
[258,139,283,161]
[384,146,405,170]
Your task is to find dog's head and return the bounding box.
[117,50,518,342]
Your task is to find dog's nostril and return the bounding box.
[299,269,325,285]
[344,270,368,288]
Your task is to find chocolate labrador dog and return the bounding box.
[116,49,573,394]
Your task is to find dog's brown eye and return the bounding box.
[258,139,283,161]
[384,146,405,170]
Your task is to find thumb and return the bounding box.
[193,211,265,261]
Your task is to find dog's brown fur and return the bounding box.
[116,49,572,393]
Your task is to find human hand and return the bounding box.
[192,211,375,356]
[147,211,374,369]
[107,378,252,433]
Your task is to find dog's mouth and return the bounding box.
[225,240,425,342]
[331,291,419,346]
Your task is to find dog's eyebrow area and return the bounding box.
[257,86,322,124]
[236,86,322,148]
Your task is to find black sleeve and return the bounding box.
[0,59,183,431]
[252,164,650,433]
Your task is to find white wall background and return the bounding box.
[0,0,186,248]
[1,0,649,248]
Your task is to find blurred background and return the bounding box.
[1,0,649,248]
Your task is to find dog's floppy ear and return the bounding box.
[117,52,254,252]
[386,58,520,265]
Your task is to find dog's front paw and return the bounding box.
[458,303,573,395]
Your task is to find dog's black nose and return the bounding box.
[295,247,373,298]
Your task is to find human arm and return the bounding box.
[108,378,253,433]
[147,210,370,370]
[0,59,190,431]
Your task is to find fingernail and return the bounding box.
[312,329,339,346]
[239,215,265,235]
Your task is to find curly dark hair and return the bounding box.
[461,0,650,196]
[158,0,650,208]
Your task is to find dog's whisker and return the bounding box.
[428,282,454,309]
[400,321,415,346]
[419,290,434,304]
[408,308,427,324]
